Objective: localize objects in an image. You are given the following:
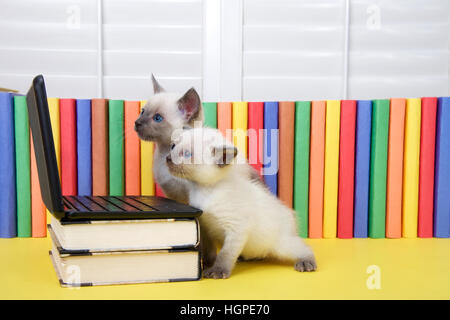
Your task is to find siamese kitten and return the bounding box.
[134,75,204,204]
[166,127,317,279]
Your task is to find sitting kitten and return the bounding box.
[134,75,204,204]
[166,127,317,279]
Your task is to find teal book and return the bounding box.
[294,101,311,238]
[109,100,124,196]
[368,100,390,238]
[203,102,217,128]
[14,96,31,237]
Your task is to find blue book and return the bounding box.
[263,102,279,195]
[76,99,92,196]
[353,100,372,238]
[434,97,450,238]
[0,92,17,238]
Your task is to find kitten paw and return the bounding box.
[203,266,231,279]
[294,257,317,272]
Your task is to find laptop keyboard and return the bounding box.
[63,196,158,213]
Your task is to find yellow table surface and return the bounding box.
[1,237,449,299]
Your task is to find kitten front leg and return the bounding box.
[203,232,247,279]
[200,226,217,268]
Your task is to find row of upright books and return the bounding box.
[0,93,449,239]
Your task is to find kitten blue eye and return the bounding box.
[152,113,163,122]
[184,150,191,158]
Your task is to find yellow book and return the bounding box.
[140,100,155,195]
[232,102,248,158]
[47,98,61,223]
[323,100,341,238]
[402,98,421,238]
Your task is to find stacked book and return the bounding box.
[49,217,201,287]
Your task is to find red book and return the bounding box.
[155,184,166,197]
[418,97,438,237]
[337,100,356,238]
[278,101,295,208]
[59,99,77,195]
[248,102,264,176]
[124,101,141,196]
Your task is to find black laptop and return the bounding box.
[26,75,201,221]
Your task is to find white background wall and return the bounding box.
[0,0,449,101]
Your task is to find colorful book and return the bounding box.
[323,100,341,238]
[47,98,61,223]
[109,100,124,196]
[124,101,141,196]
[91,99,109,196]
[232,102,248,158]
[368,99,390,238]
[30,133,46,237]
[0,92,16,238]
[278,102,295,208]
[60,99,77,195]
[402,98,421,238]
[353,100,372,238]
[76,99,92,196]
[309,101,326,238]
[263,102,279,196]
[434,97,450,238]
[385,98,406,238]
[418,97,437,238]
[155,183,166,198]
[14,96,31,237]
[140,100,155,196]
[203,102,218,128]
[337,100,356,239]
[293,101,311,238]
[217,102,232,141]
[248,102,264,175]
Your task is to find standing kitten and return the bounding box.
[166,127,317,279]
[134,75,204,204]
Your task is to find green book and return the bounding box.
[368,99,390,238]
[14,96,31,237]
[202,102,217,128]
[109,100,124,196]
[294,101,311,238]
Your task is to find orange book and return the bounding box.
[30,133,46,237]
[91,99,109,196]
[278,101,295,208]
[217,102,232,142]
[386,98,406,238]
[309,101,326,238]
[124,101,141,195]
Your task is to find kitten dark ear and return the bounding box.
[212,146,238,167]
[151,74,165,94]
[178,87,203,124]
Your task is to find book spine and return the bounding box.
[232,102,248,158]
[323,100,341,238]
[354,100,372,238]
[109,100,124,196]
[217,102,232,142]
[203,102,218,128]
[14,96,31,237]
[60,99,77,195]
[140,100,155,196]
[91,99,109,196]
[0,93,16,238]
[278,102,295,208]
[294,101,311,238]
[263,102,279,196]
[309,101,326,238]
[30,132,46,237]
[337,100,356,239]
[418,97,437,238]
[76,99,92,196]
[369,100,390,238]
[385,98,406,238]
[124,101,141,196]
[47,98,61,222]
[434,97,450,238]
[248,102,264,176]
[402,98,421,238]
